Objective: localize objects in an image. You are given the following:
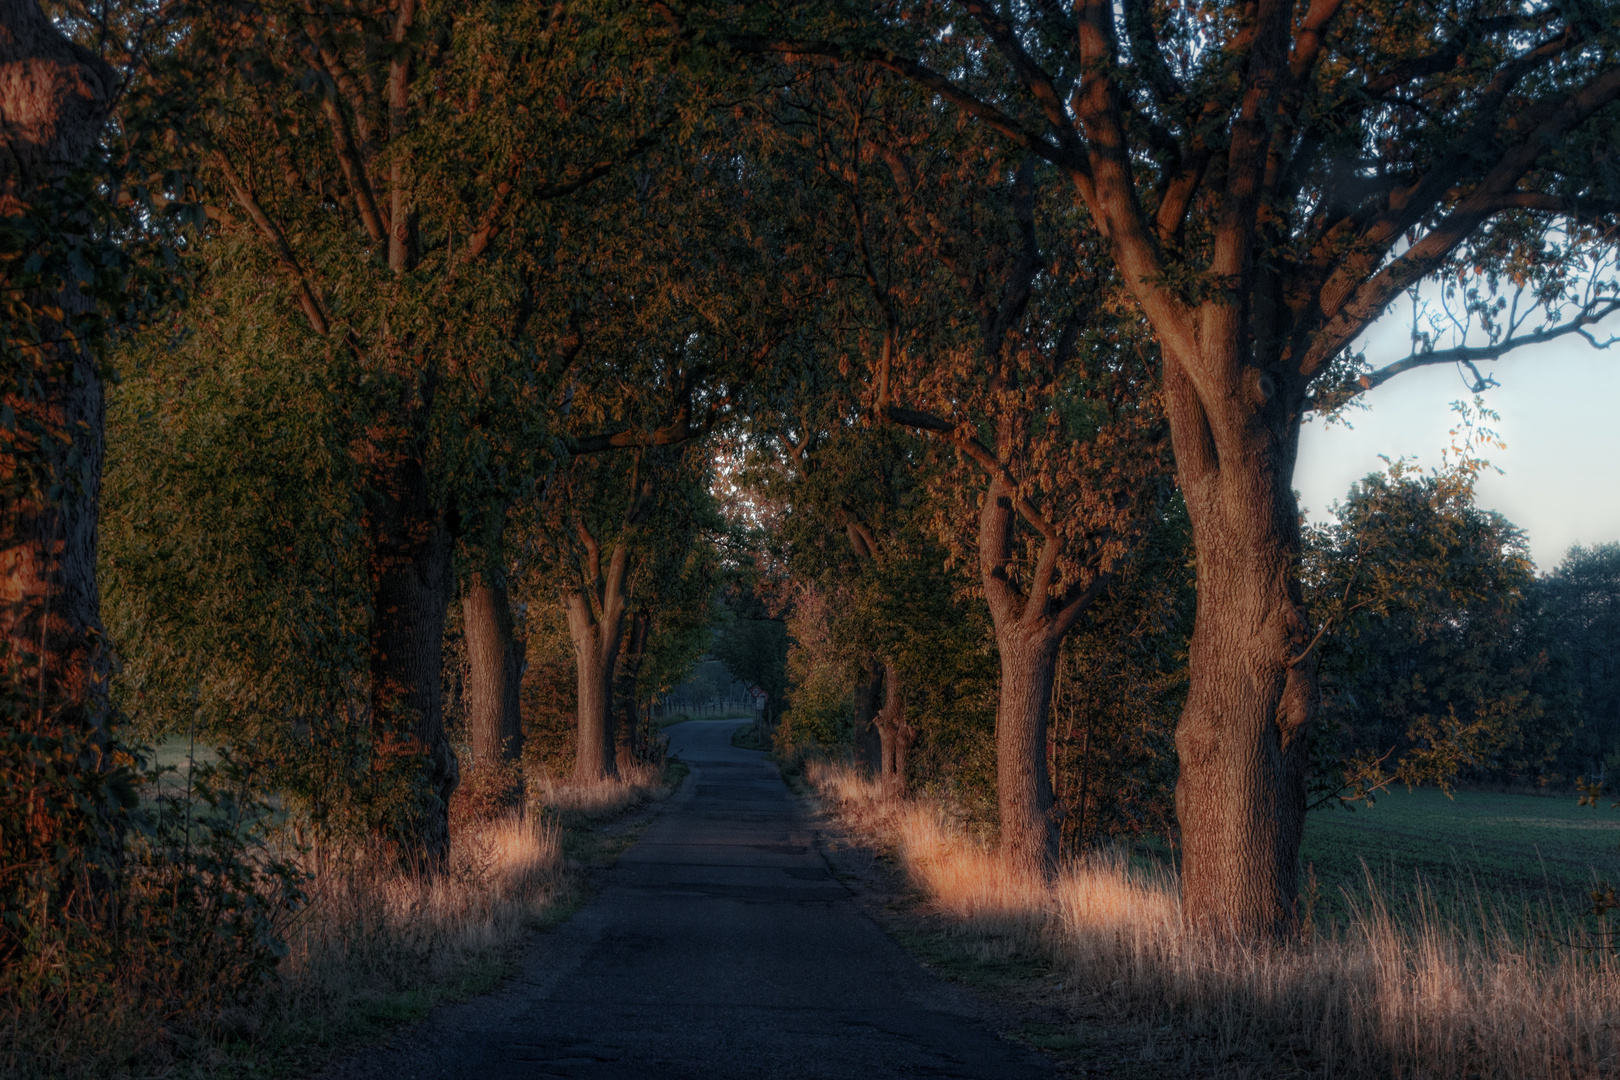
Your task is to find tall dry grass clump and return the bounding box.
[531,760,668,822]
[808,760,1620,1078]
[267,812,562,1042]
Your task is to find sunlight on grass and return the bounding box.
[810,760,1620,1078]
[531,760,668,821]
[280,814,562,1019]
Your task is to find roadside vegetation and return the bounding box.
[4,759,682,1080]
[810,761,1620,1078]
[4,1,1619,1078]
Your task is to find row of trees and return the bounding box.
[675,0,1620,935]
[1,3,775,1019]
[761,398,1620,855]
[2,0,1616,1006]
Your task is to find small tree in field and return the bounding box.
[1303,405,1550,805]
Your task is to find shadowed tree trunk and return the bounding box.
[840,523,885,774]
[564,475,653,781]
[365,439,458,868]
[873,662,914,797]
[463,568,525,812]
[614,606,651,771]
[0,3,116,845]
[851,655,883,774]
[565,579,625,782]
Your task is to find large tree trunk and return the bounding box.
[564,585,628,782]
[0,5,116,875]
[614,607,650,771]
[366,447,458,869]
[977,474,1069,878]
[993,628,1060,875]
[851,655,883,774]
[873,662,914,797]
[463,570,525,812]
[1166,359,1316,937]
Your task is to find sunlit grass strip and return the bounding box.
[268,812,563,1045]
[531,760,667,822]
[808,760,1620,1079]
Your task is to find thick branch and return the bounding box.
[879,402,1055,541]
[1073,0,1197,368]
[386,0,416,276]
[1302,63,1620,378]
[565,408,710,455]
[319,93,387,243]
[455,127,668,269]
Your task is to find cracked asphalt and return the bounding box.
[323,718,1054,1079]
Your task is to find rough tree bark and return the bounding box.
[1162,358,1316,935]
[978,479,1060,875]
[613,606,650,771]
[872,662,914,797]
[463,568,525,812]
[975,474,1111,878]
[0,3,115,801]
[365,440,458,867]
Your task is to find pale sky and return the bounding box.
[1295,315,1620,573]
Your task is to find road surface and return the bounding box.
[327,718,1054,1079]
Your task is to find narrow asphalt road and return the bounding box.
[329,719,1054,1079]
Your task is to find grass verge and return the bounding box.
[113,760,686,1080]
[806,760,1620,1079]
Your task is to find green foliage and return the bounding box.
[772,587,849,753]
[1051,497,1194,849]
[713,585,790,725]
[1533,544,1620,781]
[101,255,389,834]
[1304,404,1551,806]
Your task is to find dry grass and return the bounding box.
[809,760,1620,1078]
[5,762,683,1078]
[530,760,669,822]
[265,813,564,1048]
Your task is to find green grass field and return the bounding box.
[1299,787,1620,927]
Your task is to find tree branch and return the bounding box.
[212,150,331,337]
[386,0,417,276]
[878,401,1056,541]
[1302,62,1620,379]
[1356,297,1620,394]
[654,4,1076,170]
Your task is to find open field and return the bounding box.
[1300,787,1620,926]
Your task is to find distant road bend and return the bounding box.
[326,718,1054,1079]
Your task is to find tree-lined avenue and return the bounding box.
[323,719,1053,1079]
